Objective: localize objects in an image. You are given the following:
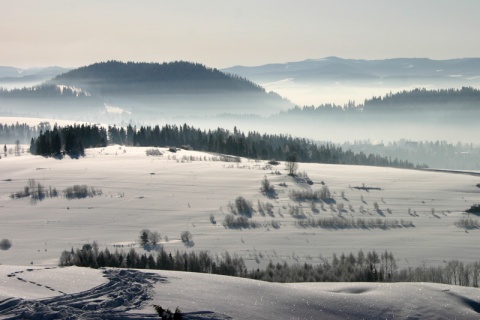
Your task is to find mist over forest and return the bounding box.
[0,58,479,170]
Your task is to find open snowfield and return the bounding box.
[0,145,479,269]
[1,145,480,319]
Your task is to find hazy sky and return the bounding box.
[2,0,479,68]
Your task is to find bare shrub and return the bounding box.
[297,171,313,185]
[209,214,217,224]
[257,200,275,217]
[64,185,102,199]
[234,196,253,217]
[288,204,306,219]
[180,231,194,247]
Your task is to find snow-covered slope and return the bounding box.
[0,145,479,269]
[1,145,480,319]
[1,266,479,319]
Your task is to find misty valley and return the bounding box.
[1,58,480,319]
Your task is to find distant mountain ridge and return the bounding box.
[0,66,70,85]
[222,57,480,84]
[0,60,292,119]
[49,60,268,95]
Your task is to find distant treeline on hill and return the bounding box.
[107,124,424,169]
[27,123,422,168]
[280,87,480,119]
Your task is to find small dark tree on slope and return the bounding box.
[286,154,298,176]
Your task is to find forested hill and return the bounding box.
[49,61,271,95]
[363,87,480,112]
[276,87,480,125]
[0,61,292,118]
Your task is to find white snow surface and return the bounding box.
[1,266,480,319]
[0,145,480,318]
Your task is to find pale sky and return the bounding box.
[2,0,479,68]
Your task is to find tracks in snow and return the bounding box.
[0,268,163,319]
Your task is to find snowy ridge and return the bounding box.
[1,266,480,319]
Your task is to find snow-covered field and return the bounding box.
[1,145,479,319]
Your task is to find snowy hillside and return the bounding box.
[0,145,479,269]
[1,266,480,319]
[0,145,479,319]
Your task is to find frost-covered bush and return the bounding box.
[257,200,274,217]
[223,214,259,229]
[295,217,414,229]
[145,148,163,156]
[180,231,194,247]
[260,176,276,197]
[455,217,480,229]
[233,196,253,217]
[289,185,331,201]
[0,238,12,250]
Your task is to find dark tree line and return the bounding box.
[364,87,480,111]
[60,244,246,278]
[107,123,423,169]
[59,244,396,283]
[60,244,480,287]
[0,84,93,99]
[30,124,107,157]
[25,121,422,169]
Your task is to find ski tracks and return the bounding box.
[0,268,164,319]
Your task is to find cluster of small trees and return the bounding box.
[249,250,397,283]
[10,180,102,202]
[295,217,414,230]
[139,229,161,249]
[64,185,102,199]
[223,214,260,229]
[30,124,107,157]
[60,244,246,277]
[455,217,480,229]
[10,179,54,200]
[397,260,480,287]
